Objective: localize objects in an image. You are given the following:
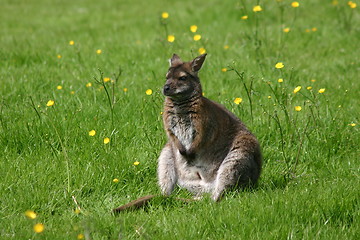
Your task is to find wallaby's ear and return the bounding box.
[169,54,182,67]
[191,53,207,72]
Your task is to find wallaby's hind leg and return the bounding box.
[212,135,261,201]
[158,143,177,196]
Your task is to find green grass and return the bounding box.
[1,0,359,239]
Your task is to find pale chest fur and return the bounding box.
[169,114,194,151]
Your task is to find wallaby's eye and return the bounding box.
[179,76,187,81]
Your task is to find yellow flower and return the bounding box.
[224,45,229,50]
[294,106,302,111]
[161,12,169,19]
[318,88,326,93]
[305,29,311,33]
[57,54,62,59]
[198,47,206,54]
[96,49,102,54]
[133,161,140,166]
[69,40,75,45]
[25,210,37,219]
[113,178,119,183]
[103,137,110,144]
[146,89,153,95]
[349,123,356,127]
[193,34,201,41]
[312,27,317,32]
[293,86,302,93]
[234,97,243,104]
[241,15,248,20]
[89,130,96,136]
[33,223,44,233]
[349,2,357,8]
[275,62,284,69]
[190,25,198,33]
[267,96,272,99]
[283,28,290,33]
[278,78,284,83]
[306,86,313,90]
[221,68,227,72]
[167,35,175,43]
[253,5,262,12]
[74,208,81,214]
[86,82,92,87]
[46,100,55,107]
[123,88,128,92]
[57,85,62,90]
[70,91,75,95]
[332,0,339,5]
[103,77,111,82]
[291,2,300,8]
[77,234,85,240]
[311,79,316,82]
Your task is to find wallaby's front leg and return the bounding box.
[157,143,177,196]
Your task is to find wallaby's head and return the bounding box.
[163,53,207,101]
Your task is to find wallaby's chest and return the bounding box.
[169,114,195,151]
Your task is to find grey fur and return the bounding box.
[158,54,262,201]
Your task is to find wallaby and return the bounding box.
[158,53,262,201]
[112,53,262,213]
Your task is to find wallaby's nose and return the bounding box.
[163,84,171,95]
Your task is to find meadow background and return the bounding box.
[1,0,359,239]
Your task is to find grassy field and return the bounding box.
[1,0,359,239]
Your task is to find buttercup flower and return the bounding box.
[190,25,198,33]
[318,88,326,93]
[103,77,111,83]
[86,82,92,87]
[283,28,290,33]
[275,62,284,69]
[291,2,300,7]
[57,85,62,90]
[103,137,110,144]
[224,45,229,50]
[57,55,62,59]
[349,123,356,127]
[198,47,206,54]
[307,86,313,90]
[33,223,44,233]
[25,210,37,219]
[161,12,169,19]
[234,98,243,104]
[221,68,227,72]
[77,234,85,240]
[113,178,119,183]
[46,100,55,107]
[146,89,153,95]
[96,49,102,54]
[278,78,284,83]
[294,106,302,111]
[123,88,128,92]
[89,130,96,136]
[193,34,201,41]
[167,35,175,43]
[253,5,262,12]
[293,86,302,93]
[241,15,248,20]
[133,161,140,166]
[69,40,75,45]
